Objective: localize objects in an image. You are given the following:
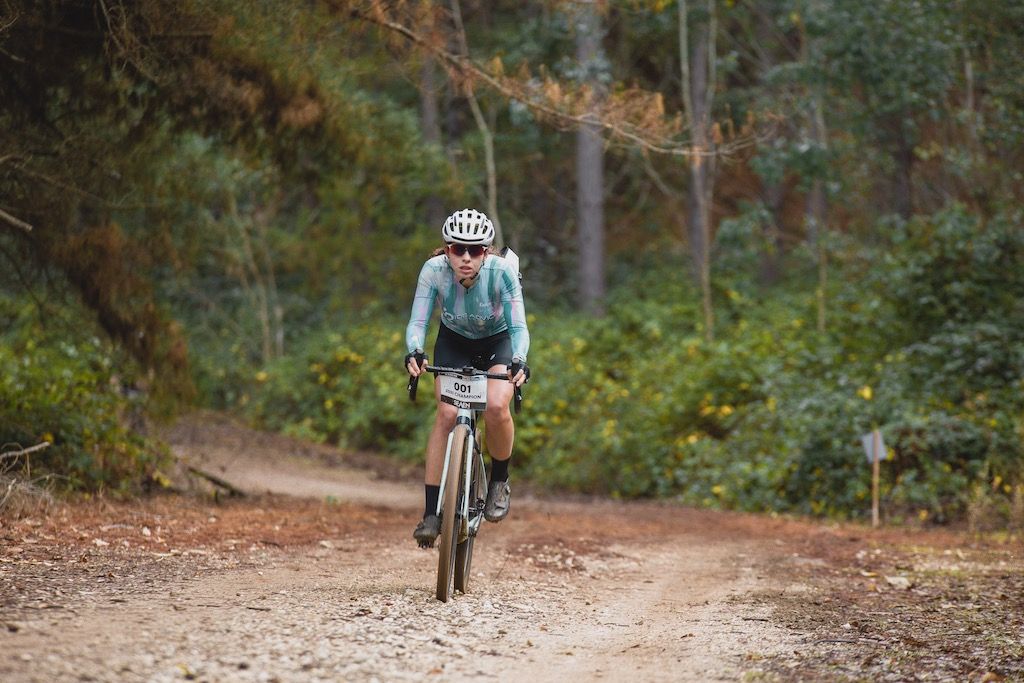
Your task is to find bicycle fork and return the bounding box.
[436,411,475,521]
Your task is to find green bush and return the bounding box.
[242,319,428,456]
[0,331,168,494]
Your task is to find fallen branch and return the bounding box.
[186,465,246,497]
[0,442,51,458]
[0,207,34,233]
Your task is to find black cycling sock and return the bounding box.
[490,457,510,483]
[424,484,440,518]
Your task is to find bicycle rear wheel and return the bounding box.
[436,424,468,602]
[454,534,475,593]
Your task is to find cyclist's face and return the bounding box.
[446,244,486,278]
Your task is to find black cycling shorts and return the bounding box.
[433,323,513,371]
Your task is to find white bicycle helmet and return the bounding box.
[442,208,495,245]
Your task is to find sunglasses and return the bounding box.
[447,244,486,258]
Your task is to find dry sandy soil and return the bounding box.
[1,414,1021,682]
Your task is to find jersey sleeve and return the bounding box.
[499,265,530,362]
[405,260,437,353]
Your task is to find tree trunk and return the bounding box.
[801,5,829,333]
[754,4,784,287]
[892,124,914,219]
[253,208,283,358]
[808,99,828,332]
[680,0,716,342]
[420,55,446,229]
[451,0,504,248]
[466,94,504,247]
[228,192,272,364]
[575,0,606,316]
[758,183,784,286]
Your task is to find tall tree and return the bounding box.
[574,0,607,316]
[451,0,505,247]
[757,3,792,287]
[801,3,830,332]
[679,0,717,341]
[420,54,447,230]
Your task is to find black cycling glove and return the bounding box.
[509,359,530,382]
[404,350,427,373]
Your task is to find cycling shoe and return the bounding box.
[413,514,441,548]
[484,480,511,522]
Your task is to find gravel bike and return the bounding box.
[408,364,523,602]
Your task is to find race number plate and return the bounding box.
[438,374,488,411]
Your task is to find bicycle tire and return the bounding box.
[454,432,485,593]
[436,424,468,602]
[454,533,475,593]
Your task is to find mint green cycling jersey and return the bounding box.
[406,254,529,362]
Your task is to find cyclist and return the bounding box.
[405,208,530,548]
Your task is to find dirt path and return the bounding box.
[1,415,1021,681]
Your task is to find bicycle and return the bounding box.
[408,364,523,602]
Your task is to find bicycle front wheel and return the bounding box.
[436,424,468,602]
[454,437,485,594]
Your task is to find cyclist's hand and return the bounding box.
[509,359,530,387]
[405,350,427,377]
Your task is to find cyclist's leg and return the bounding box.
[426,384,458,487]
[477,329,516,464]
[427,323,464,490]
[414,392,456,547]
[483,365,515,522]
[483,367,516,462]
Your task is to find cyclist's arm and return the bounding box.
[499,265,529,363]
[406,260,438,355]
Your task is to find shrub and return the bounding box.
[0,332,168,494]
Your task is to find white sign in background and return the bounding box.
[861,429,886,464]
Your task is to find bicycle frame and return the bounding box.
[434,410,470,520]
[431,367,501,539]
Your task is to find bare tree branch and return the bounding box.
[15,165,110,204]
[344,1,763,158]
[0,46,26,63]
[641,149,680,199]
[0,9,19,35]
[0,207,33,233]
[97,0,159,82]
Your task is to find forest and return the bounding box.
[2,0,1023,524]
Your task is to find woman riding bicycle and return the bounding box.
[405,208,530,548]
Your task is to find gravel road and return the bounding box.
[0,416,810,682]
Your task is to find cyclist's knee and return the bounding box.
[435,402,458,427]
[484,403,511,426]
